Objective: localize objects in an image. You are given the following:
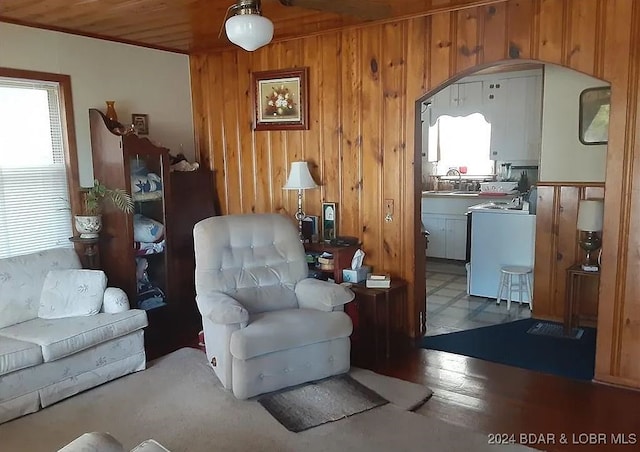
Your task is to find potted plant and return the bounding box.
[74,179,134,238]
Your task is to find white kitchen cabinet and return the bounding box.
[430,81,483,120]
[422,213,467,260]
[453,81,483,114]
[422,215,446,258]
[445,217,467,260]
[486,74,542,163]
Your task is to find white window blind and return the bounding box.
[0,77,73,258]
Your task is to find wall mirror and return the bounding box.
[579,87,610,145]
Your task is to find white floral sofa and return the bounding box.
[0,248,148,424]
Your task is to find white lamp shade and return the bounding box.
[225,14,274,51]
[283,161,318,190]
[577,199,604,232]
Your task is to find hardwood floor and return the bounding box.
[373,348,640,452]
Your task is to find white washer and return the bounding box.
[468,204,535,300]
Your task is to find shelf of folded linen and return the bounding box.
[133,190,163,202]
[134,239,166,256]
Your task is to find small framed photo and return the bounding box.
[322,202,338,242]
[251,67,309,131]
[131,113,149,135]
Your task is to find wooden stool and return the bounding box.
[496,265,533,310]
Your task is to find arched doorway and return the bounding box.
[413,61,609,380]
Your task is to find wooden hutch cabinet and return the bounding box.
[89,109,216,356]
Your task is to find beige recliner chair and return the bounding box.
[194,213,354,399]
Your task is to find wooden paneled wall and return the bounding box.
[533,184,605,327]
[191,0,640,388]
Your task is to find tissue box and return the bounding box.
[342,266,371,283]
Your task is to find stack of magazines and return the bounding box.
[317,252,334,271]
[365,274,391,288]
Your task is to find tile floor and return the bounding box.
[425,259,531,336]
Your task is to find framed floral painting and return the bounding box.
[251,67,309,131]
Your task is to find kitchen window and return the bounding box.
[428,113,495,176]
[0,75,74,258]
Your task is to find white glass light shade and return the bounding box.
[225,14,274,51]
[283,161,318,190]
[577,199,604,232]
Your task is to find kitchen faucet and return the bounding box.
[446,168,462,189]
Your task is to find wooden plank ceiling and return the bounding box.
[0,0,505,54]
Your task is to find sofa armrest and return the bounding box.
[196,292,249,325]
[295,278,355,312]
[101,287,130,313]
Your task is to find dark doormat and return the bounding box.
[527,321,584,339]
[257,374,388,432]
[420,318,596,381]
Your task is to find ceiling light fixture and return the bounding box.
[220,0,274,52]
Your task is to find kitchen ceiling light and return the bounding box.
[223,0,274,52]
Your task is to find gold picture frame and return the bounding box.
[251,67,309,131]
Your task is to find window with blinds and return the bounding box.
[0,77,73,258]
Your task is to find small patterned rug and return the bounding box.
[258,374,388,432]
[527,321,584,340]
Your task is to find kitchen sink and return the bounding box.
[423,190,480,195]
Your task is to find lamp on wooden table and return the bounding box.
[283,161,318,241]
[577,199,604,272]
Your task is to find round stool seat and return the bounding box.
[500,265,532,275]
[497,265,533,310]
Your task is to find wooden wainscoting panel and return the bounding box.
[339,28,363,239]
[406,17,429,335]
[566,0,600,74]
[534,183,605,323]
[481,3,507,62]
[533,185,557,318]
[380,21,405,274]
[360,25,382,261]
[537,0,567,64]
[190,0,640,388]
[556,186,580,318]
[454,6,481,73]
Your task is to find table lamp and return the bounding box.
[283,161,318,241]
[577,199,604,271]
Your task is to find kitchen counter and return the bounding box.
[422,193,517,215]
[422,191,481,198]
[421,192,519,260]
[421,190,517,199]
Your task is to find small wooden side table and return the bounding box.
[69,236,100,270]
[346,279,409,368]
[564,264,600,334]
[303,243,358,283]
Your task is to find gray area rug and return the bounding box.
[258,374,388,432]
[0,347,534,452]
